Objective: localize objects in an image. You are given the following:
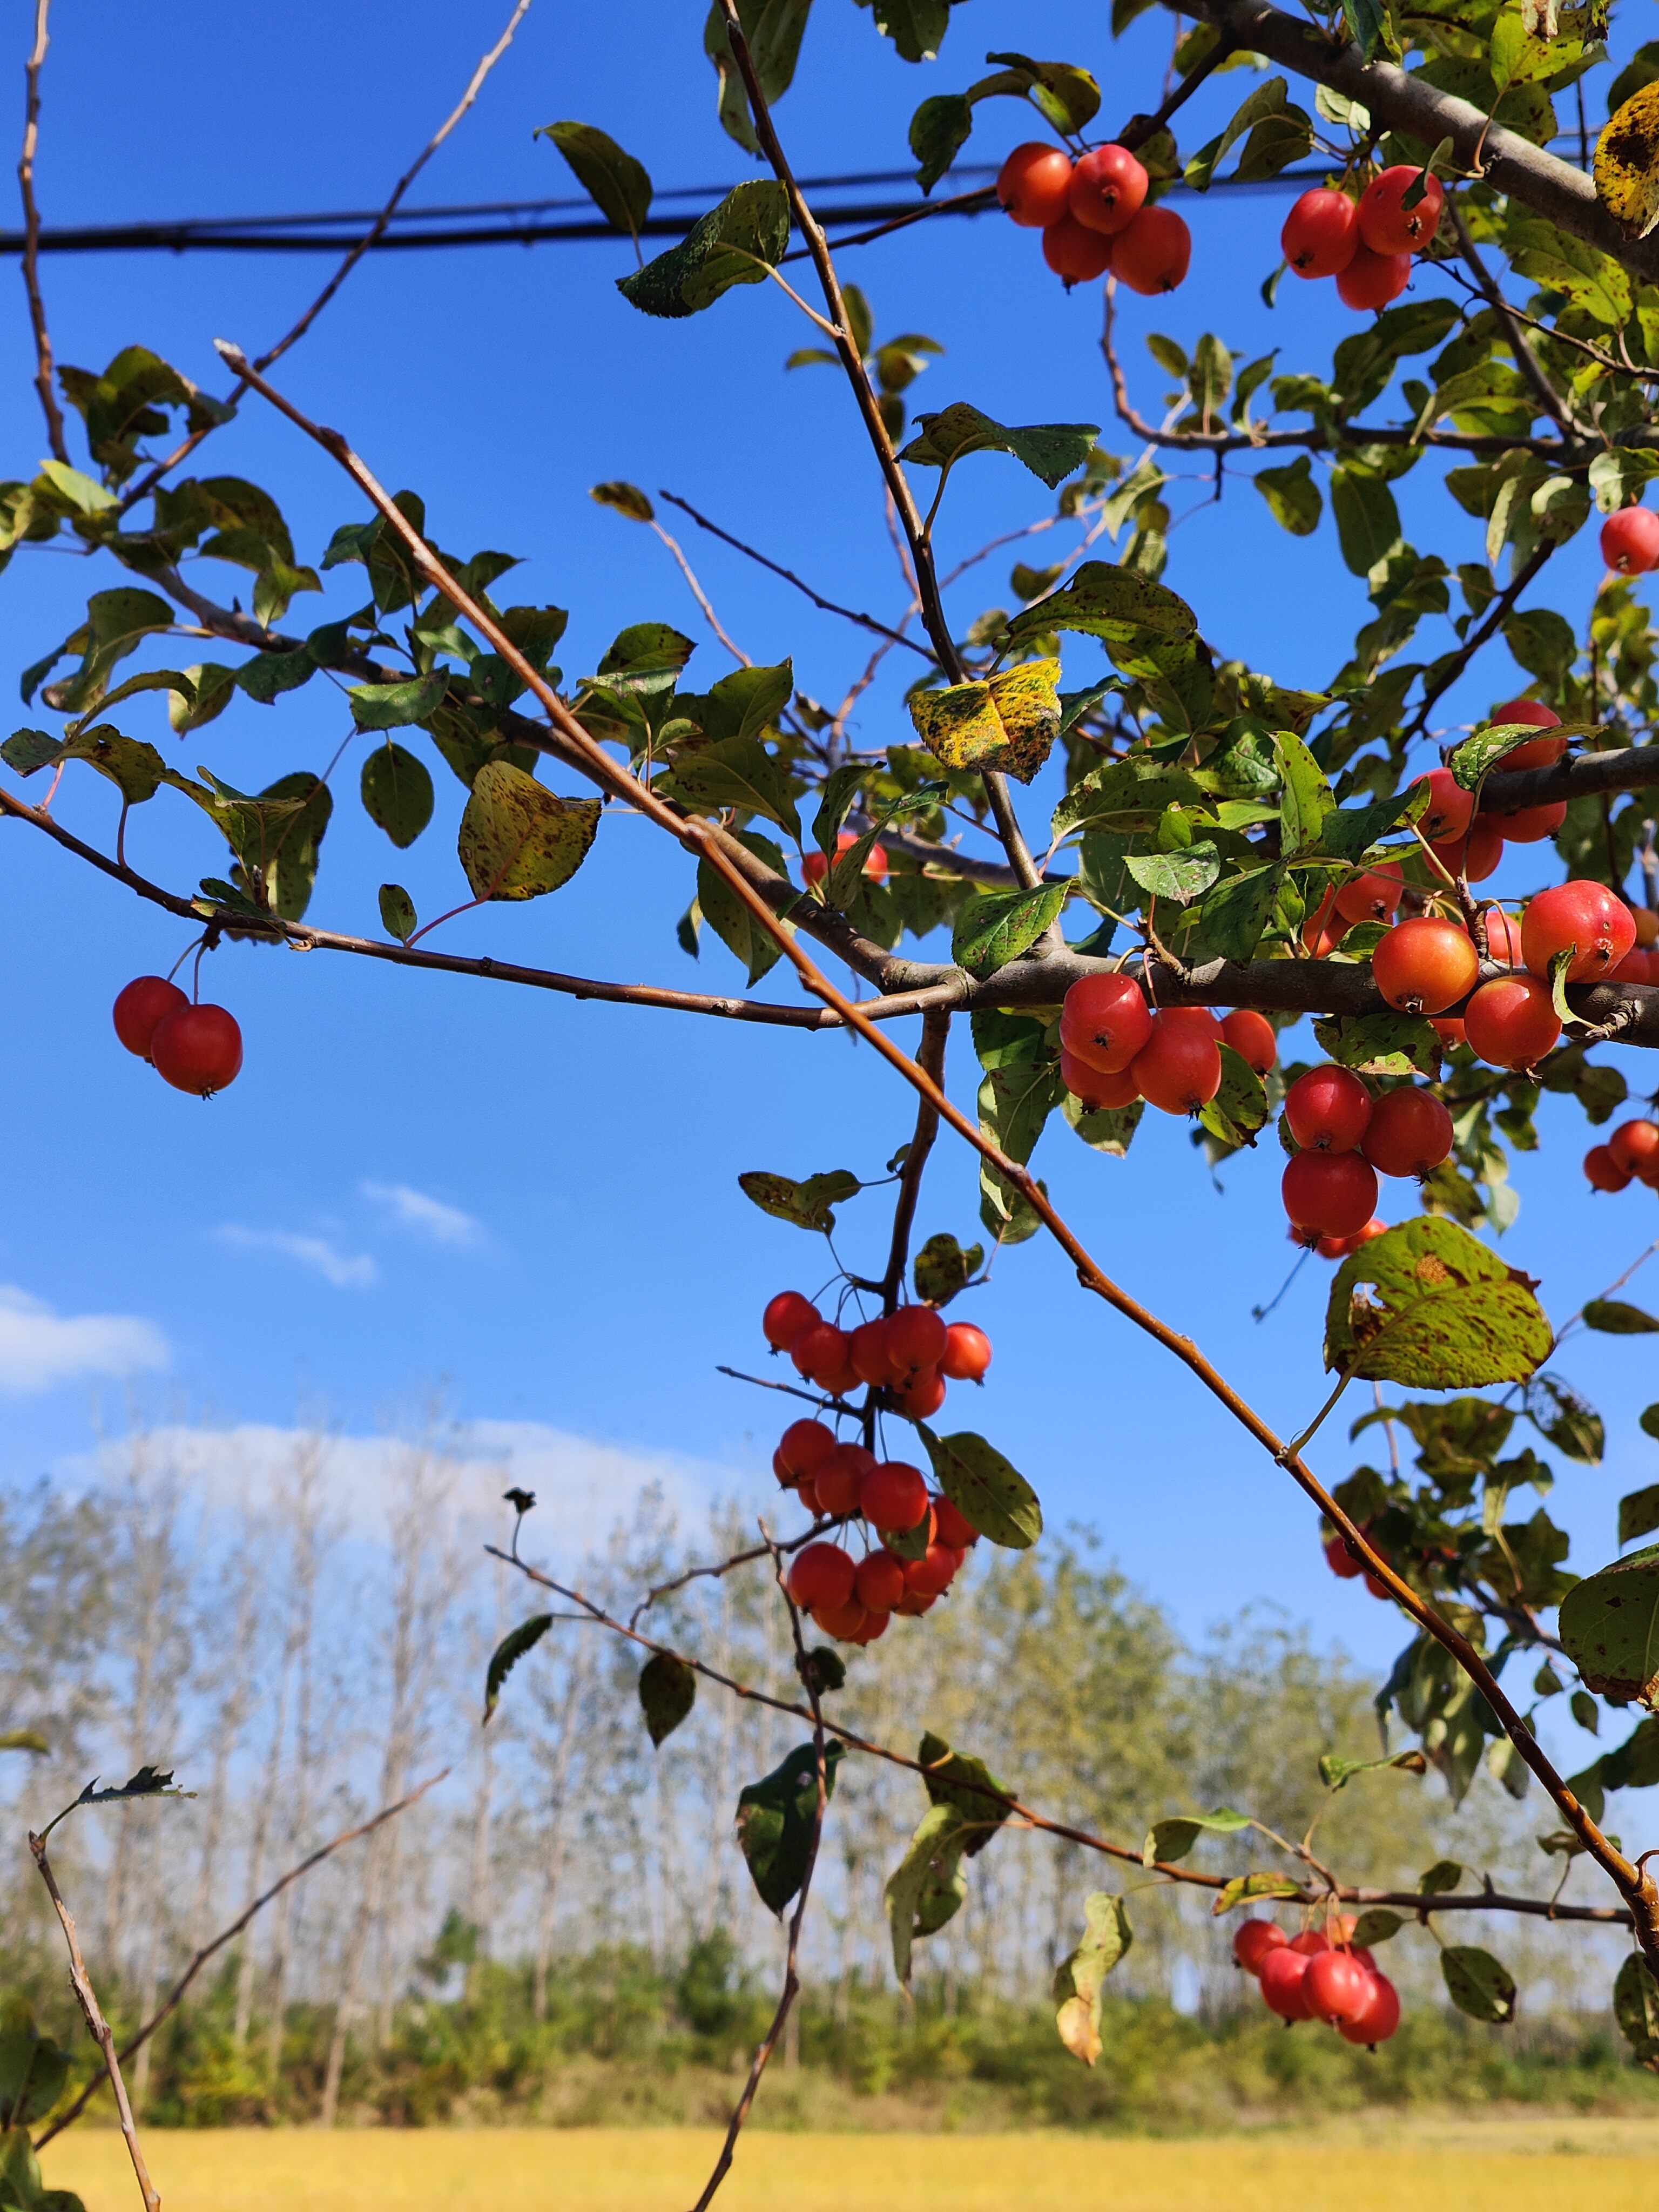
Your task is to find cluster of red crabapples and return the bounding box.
[1586,1117,1659,1196]
[997,141,1191,296]
[1233,1916,1401,2047]
[761,1290,990,1645]
[1280,166,1444,312]
[112,977,244,1098]
[802,831,889,891]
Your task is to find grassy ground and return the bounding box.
[41,2121,1659,2212]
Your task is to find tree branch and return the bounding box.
[881,1007,948,1309]
[16,0,66,464]
[1409,537,1557,738]
[1446,201,1580,441]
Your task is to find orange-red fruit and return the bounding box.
[1483,910,1524,967]
[1463,974,1561,1068]
[894,1367,946,1419]
[788,1542,855,1613]
[777,1420,837,1482]
[887,1304,948,1372]
[1061,972,1152,1072]
[1372,917,1480,1014]
[1259,1947,1312,2020]
[1636,906,1659,949]
[853,1549,908,1614]
[1282,188,1359,278]
[1335,862,1404,923]
[1061,1051,1141,1111]
[1413,767,1473,842]
[932,1496,979,1549]
[113,975,188,1060]
[903,1543,960,1599]
[1584,1145,1631,1193]
[850,1317,899,1388]
[861,1460,929,1534]
[813,1596,868,1641]
[1522,880,1636,983]
[847,1607,889,1645]
[1486,798,1567,842]
[1336,242,1410,311]
[1112,205,1191,295]
[1339,1971,1401,2046]
[815,1445,874,1519]
[150,1004,244,1097]
[1324,1531,1363,1580]
[892,1589,936,1617]
[1068,144,1148,235]
[764,1291,819,1350]
[1358,165,1445,254]
[803,829,888,888]
[1221,1008,1277,1075]
[1284,1064,1373,1152]
[1283,1151,1379,1240]
[941,1321,992,1383]
[1305,1950,1374,2026]
[1290,1930,1331,1958]
[1360,1087,1454,1178]
[997,142,1075,229]
[1234,1919,1290,1974]
[1487,699,1565,771]
[1163,1006,1224,1040]
[1130,1016,1222,1114]
[1432,817,1503,885]
[1601,505,1659,576]
[792,1321,851,1384]
[1314,1216,1386,1260]
[1608,1120,1659,1176]
[1042,213,1114,284]
[796,1474,820,1515]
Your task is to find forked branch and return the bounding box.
[17,0,66,463]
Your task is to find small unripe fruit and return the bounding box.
[1608,1120,1659,1176]
[1259,1946,1312,2020]
[1463,974,1561,1068]
[777,1420,837,1482]
[1522,880,1636,983]
[1360,1086,1454,1178]
[1233,1919,1290,1974]
[1283,1151,1379,1240]
[1338,1971,1401,2046]
[1486,699,1564,771]
[1372,917,1479,1014]
[1068,144,1148,235]
[1412,767,1473,843]
[1042,213,1114,285]
[1130,1016,1222,1114]
[854,1550,907,1613]
[1221,1008,1277,1075]
[150,1004,243,1097]
[940,1322,992,1382]
[113,975,188,1061]
[1284,1065,1373,1152]
[1061,972,1152,1072]
[788,1542,855,1613]
[1334,862,1404,924]
[860,1460,929,1534]
[1336,242,1410,311]
[1111,205,1191,295]
[1584,1145,1631,1193]
[1282,188,1358,278]
[997,142,1075,229]
[1305,1950,1374,2025]
[1061,1051,1141,1111]
[1358,165,1444,254]
[764,1291,819,1350]
[1601,505,1659,576]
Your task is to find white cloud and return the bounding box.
[214,1226,376,1290]
[0,1285,168,1395]
[362,1182,482,1247]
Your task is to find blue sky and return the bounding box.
[2,0,1657,1722]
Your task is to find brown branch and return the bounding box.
[1120,29,1239,151]
[1408,538,1557,738]
[33,1771,445,2150]
[17,0,66,463]
[657,490,934,659]
[28,1837,158,2212]
[880,1007,948,1309]
[649,516,751,666]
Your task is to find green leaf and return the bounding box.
[1559,1543,1659,1707]
[618,181,789,319]
[1449,718,1586,792]
[1185,77,1299,191]
[952,883,1067,979]
[1614,1954,1659,2059]
[1330,467,1402,578]
[899,403,1101,491]
[1618,1485,1659,1548]
[1063,1089,1144,1157]
[590,479,655,523]
[0,1730,48,1757]
[1313,1010,1441,1077]
[1583,1299,1659,1334]
[908,660,1061,785]
[1348,1908,1404,1947]
[361,743,434,849]
[867,0,952,63]
[1418,1857,1465,1896]
[536,121,652,241]
[977,1057,1063,1170]
[39,588,175,716]
[1142,1808,1250,1866]
[74,667,197,726]
[1198,1042,1269,1151]
[916,1729,1013,1846]
[655,729,801,841]
[1007,560,1197,651]
[1318,1747,1427,1790]
[1315,778,1431,862]
[379,884,417,943]
[916,1426,1042,1549]
[885,1803,970,1986]
[1053,1893,1132,2066]
[1253,455,1323,536]
[812,764,869,858]
[983,51,1101,133]
[912,1232,984,1307]
[456,762,601,901]
[638,1653,696,1746]
[737,1168,860,1233]
[1526,1373,1603,1465]
[236,646,315,707]
[2,728,62,775]
[736,1741,844,1916]
[348,673,449,730]
[909,92,973,193]
[1124,841,1220,907]
[482,1614,552,1722]
[1440,1945,1517,2025]
[1272,730,1334,858]
[1325,1217,1553,1388]
[1210,1871,1303,1915]
[0,2001,71,2129]
[1191,865,1283,963]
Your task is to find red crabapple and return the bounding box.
[1601,505,1659,575]
[1111,205,1191,294]
[1130,1016,1222,1114]
[1360,1087,1454,1178]
[150,1004,244,1097]
[1521,881,1636,983]
[1283,1152,1379,1240]
[788,1542,855,1612]
[1584,1145,1631,1193]
[1042,213,1114,284]
[1221,1008,1277,1075]
[860,1461,929,1534]
[1282,188,1358,278]
[112,976,188,1061]
[1336,243,1410,310]
[1486,699,1564,771]
[777,1420,837,1482]
[1372,918,1479,1014]
[1412,767,1473,842]
[764,1291,819,1350]
[1358,165,1444,253]
[940,1322,991,1382]
[1233,1919,1290,1974]
[1259,1947,1312,2020]
[1068,144,1148,235]
[1284,1065,1373,1152]
[1061,972,1152,1072]
[1338,1971,1401,2046]
[853,1550,907,1614]
[1608,1120,1659,1176]
[1462,974,1561,1068]
[997,143,1075,228]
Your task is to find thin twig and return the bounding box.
[33,1772,446,2150]
[28,1837,159,2212]
[1407,538,1557,739]
[17,0,66,462]
[650,518,751,664]
[881,1008,949,1309]
[1446,201,1581,441]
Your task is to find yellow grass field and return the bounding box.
[38,2121,1659,2212]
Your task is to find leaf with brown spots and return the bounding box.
[1323,1217,1552,1388]
[1559,1544,1659,1711]
[1595,80,1659,241]
[907,658,1060,784]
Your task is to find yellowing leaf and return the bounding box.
[1596,81,1659,241]
[456,761,601,900]
[907,657,1060,784]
